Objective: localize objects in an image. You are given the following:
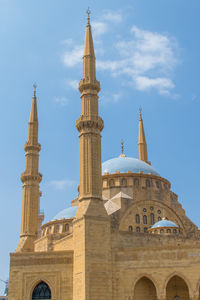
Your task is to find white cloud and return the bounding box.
[65,79,79,90]
[61,14,179,97]
[50,179,76,190]
[55,97,70,106]
[134,76,174,94]
[101,92,122,104]
[102,12,122,23]
[97,26,178,95]
[113,93,122,102]
[62,44,83,67]
[91,21,108,36]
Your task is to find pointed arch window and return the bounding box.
[143,215,147,224]
[32,281,51,299]
[136,214,140,224]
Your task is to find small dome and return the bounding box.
[53,206,77,220]
[152,219,178,229]
[102,156,159,176]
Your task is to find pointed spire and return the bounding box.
[29,83,38,123]
[138,107,148,163]
[82,9,96,83]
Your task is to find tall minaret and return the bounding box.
[138,107,148,163]
[73,10,111,300]
[17,85,42,252]
[76,9,105,215]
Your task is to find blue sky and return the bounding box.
[0,0,200,293]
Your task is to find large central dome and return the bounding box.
[102,156,159,176]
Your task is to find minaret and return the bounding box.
[76,9,105,214]
[73,10,111,300]
[138,107,148,164]
[17,85,42,252]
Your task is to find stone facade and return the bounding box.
[8,14,200,300]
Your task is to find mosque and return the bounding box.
[8,13,200,300]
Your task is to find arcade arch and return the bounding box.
[133,276,157,300]
[166,275,189,300]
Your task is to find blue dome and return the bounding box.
[53,206,77,220]
[152,219,178,228]
[102,156,159,176]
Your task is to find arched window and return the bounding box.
[54,225,59,233]
[146,179,151,187]
[158,217,161,221]
[121,178,127,186]
[144,227,148,233]
[143,215,147,224]
[32,281,51,299]
[65,223,69,232]
[134,178,139,187]
[128,225,133,232]
[156,181,160,188]
[109,179,114,187]
[136,227,140,232]
[136,214,140,224]
[150,213,154,225]
[167,229,171,233]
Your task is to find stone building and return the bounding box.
[8,13,200,300]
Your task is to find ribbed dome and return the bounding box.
[53,206,77,220]
[102,156,159,176]
[152,219,178,228]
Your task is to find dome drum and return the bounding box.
[102,172,170,191]
[41,219,72,237]
[148,219,183,236]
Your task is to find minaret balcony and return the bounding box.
[21,172,42,183]
[79,78,100,93]
[24,142,41,152]
[76,116,104,132]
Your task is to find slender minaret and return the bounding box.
[76,9,105,214]
[138,107,148,163]
[73,10,111,300]
[17,85,42,252]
